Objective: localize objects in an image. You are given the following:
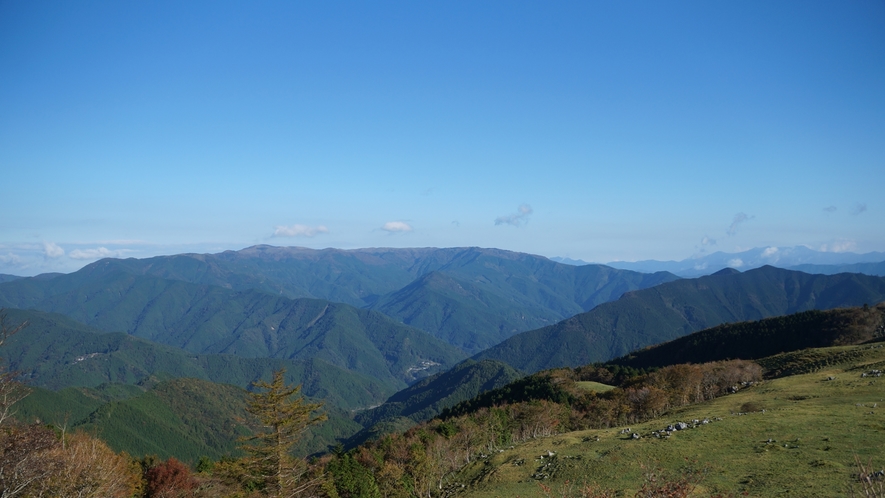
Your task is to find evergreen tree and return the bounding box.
[241,368,327,497]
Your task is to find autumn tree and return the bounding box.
[144,457,197,498]
[241,368,327,497]
[45,432,140,498]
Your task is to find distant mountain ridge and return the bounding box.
[1,245,679,354]
[474,265,885,373]
[786,261,885,276]
[601,246,885,277]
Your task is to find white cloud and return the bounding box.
[761,246,778,258]
[381,221,413,233]
[0,253,23,265]
[819,240,857,253]
[272,224,329,237]
[851,202,867,215]
[727,258,744,268]
[701,236,716,246]
[495,204,533,227]
[43,242,65,259]
[726,212,753,236]
[69,247,127,260]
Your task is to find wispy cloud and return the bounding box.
[761,246,779,258]
[851,202,867,215]
[69,247,128,260]
[726,212,753,236]
[0,253,22,265]
[43,242,64,259]
[693,235,717,256]
[495,204,533,227]
[823,205,837,213]
[272,224,329,237]
[727,258,744,268]
[381,221,413,233]
[819,239,857,253]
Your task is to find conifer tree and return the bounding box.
[241,368,326,497]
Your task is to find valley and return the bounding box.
[1,246,884,495]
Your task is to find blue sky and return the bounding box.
[1,1,883,275]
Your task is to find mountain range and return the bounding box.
[474,265,885,372]
[553,246,885,277]
[4,245,885,463]
[0,246,678,355]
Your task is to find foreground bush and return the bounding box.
[0,424,139,497]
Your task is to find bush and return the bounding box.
[145,457,198,498]
[739,401,764,413]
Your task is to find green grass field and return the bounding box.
[455,344,885,497]
[574,381,616,393]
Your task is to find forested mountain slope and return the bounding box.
[0,245,677,353]
[1,308,396,409]
[354,359,522,429]
[0,269,466,388]
[474,266,885,372]
[609,302,885,370]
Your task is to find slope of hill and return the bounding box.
[453,343,885,497]
[1,308,395,410]
[0,271,466,388]
[0,274,21,284]
[609,302,885,370]
[354,359,523,429]
[474,266,885,373]
[369,259,677,353]
[14,377,357,461]
[368,272,561,353]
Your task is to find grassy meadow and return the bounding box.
[455,343,885,497]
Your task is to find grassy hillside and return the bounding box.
[455,343,885,497]
[610,302,885,370]
[474,266,885,373]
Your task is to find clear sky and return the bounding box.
[1,1,883,276]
